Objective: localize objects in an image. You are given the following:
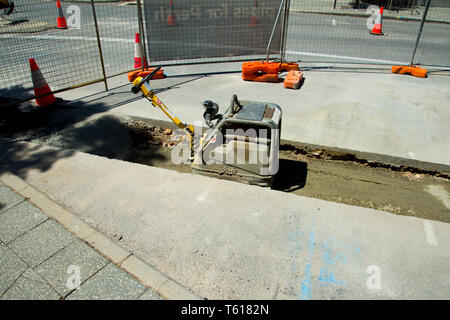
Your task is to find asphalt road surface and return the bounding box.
[286,11,450,66]
[1,0,449,99]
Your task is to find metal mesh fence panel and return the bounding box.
[0,0,141,100]
[285,0,434,65]
[413,1,450,66]
[142,0,286,65]
[94,1,140,76]
[2,0,447,103]
[1,0,103,99]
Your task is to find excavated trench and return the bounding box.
[1,106,448,224]
[123,120,450,224]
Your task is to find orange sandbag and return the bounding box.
[242,61,299,82]
[242,61,280,75]
[391,65,427,78]
[279,62,299,72]
[284,70,303,89]
[128,68,166,82]
[242,72,278,82]
[242,61,280,82]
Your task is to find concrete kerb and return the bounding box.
[0,20,54,34]
[0,172,202,300]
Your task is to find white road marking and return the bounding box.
[425,185,450,210]
[331,19,351,26]
[423,220,438,246]
[286,50,408,65]
[0,34,134,43]
[0,34,410,66]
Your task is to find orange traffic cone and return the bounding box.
[134,33,143,69]
[250,1,259,27]
[29,58,56,107]
[168,0,176,26]
[56,0,67,29]
[370,6,384,35]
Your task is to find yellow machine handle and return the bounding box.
[132,76,194,135]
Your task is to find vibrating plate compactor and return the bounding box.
[131,66,282,187]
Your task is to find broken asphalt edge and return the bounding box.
[0,172,203,301]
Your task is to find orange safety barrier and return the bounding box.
[242,61,280,82]
[391,65,427,78]
[242,73,278,82]
[128,68,166,82]
[279,62,299,72]
[284,70,303,89]
[242,61,280,74]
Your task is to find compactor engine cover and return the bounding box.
[192,100,281,187]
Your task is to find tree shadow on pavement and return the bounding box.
[0,139,76,179]
[0,85,168,180]
[272,158,308,192]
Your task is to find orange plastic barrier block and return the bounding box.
[242,61,280,75]
[128,70,141,82]
[242,61,280,82]
[242,73,278,82]
[284,70,303,89]
[128,68,165,82]
[279,62,299,72]
[391,65,427,78]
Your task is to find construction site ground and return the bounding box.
[1,110,448,224]
[0,62,449,299]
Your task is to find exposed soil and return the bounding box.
[124,120,450,224]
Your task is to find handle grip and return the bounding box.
[131,66,162,94]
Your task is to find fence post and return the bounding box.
[280,0,290,63]
[90,0,108,91]
[267,0,285,62]
[410,0,431,65]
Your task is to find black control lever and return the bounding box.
[202,100,221,128]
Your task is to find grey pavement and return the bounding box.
[1,140,449,299]
[0,181,163,300]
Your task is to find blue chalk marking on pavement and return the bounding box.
[317,237,355,287]
[296,228,364,296]
[300,263,312,300]
[299,226,315,300]
[318,266,346,286]
[321,250,347,266]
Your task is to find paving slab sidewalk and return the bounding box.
[0,181,164,300]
